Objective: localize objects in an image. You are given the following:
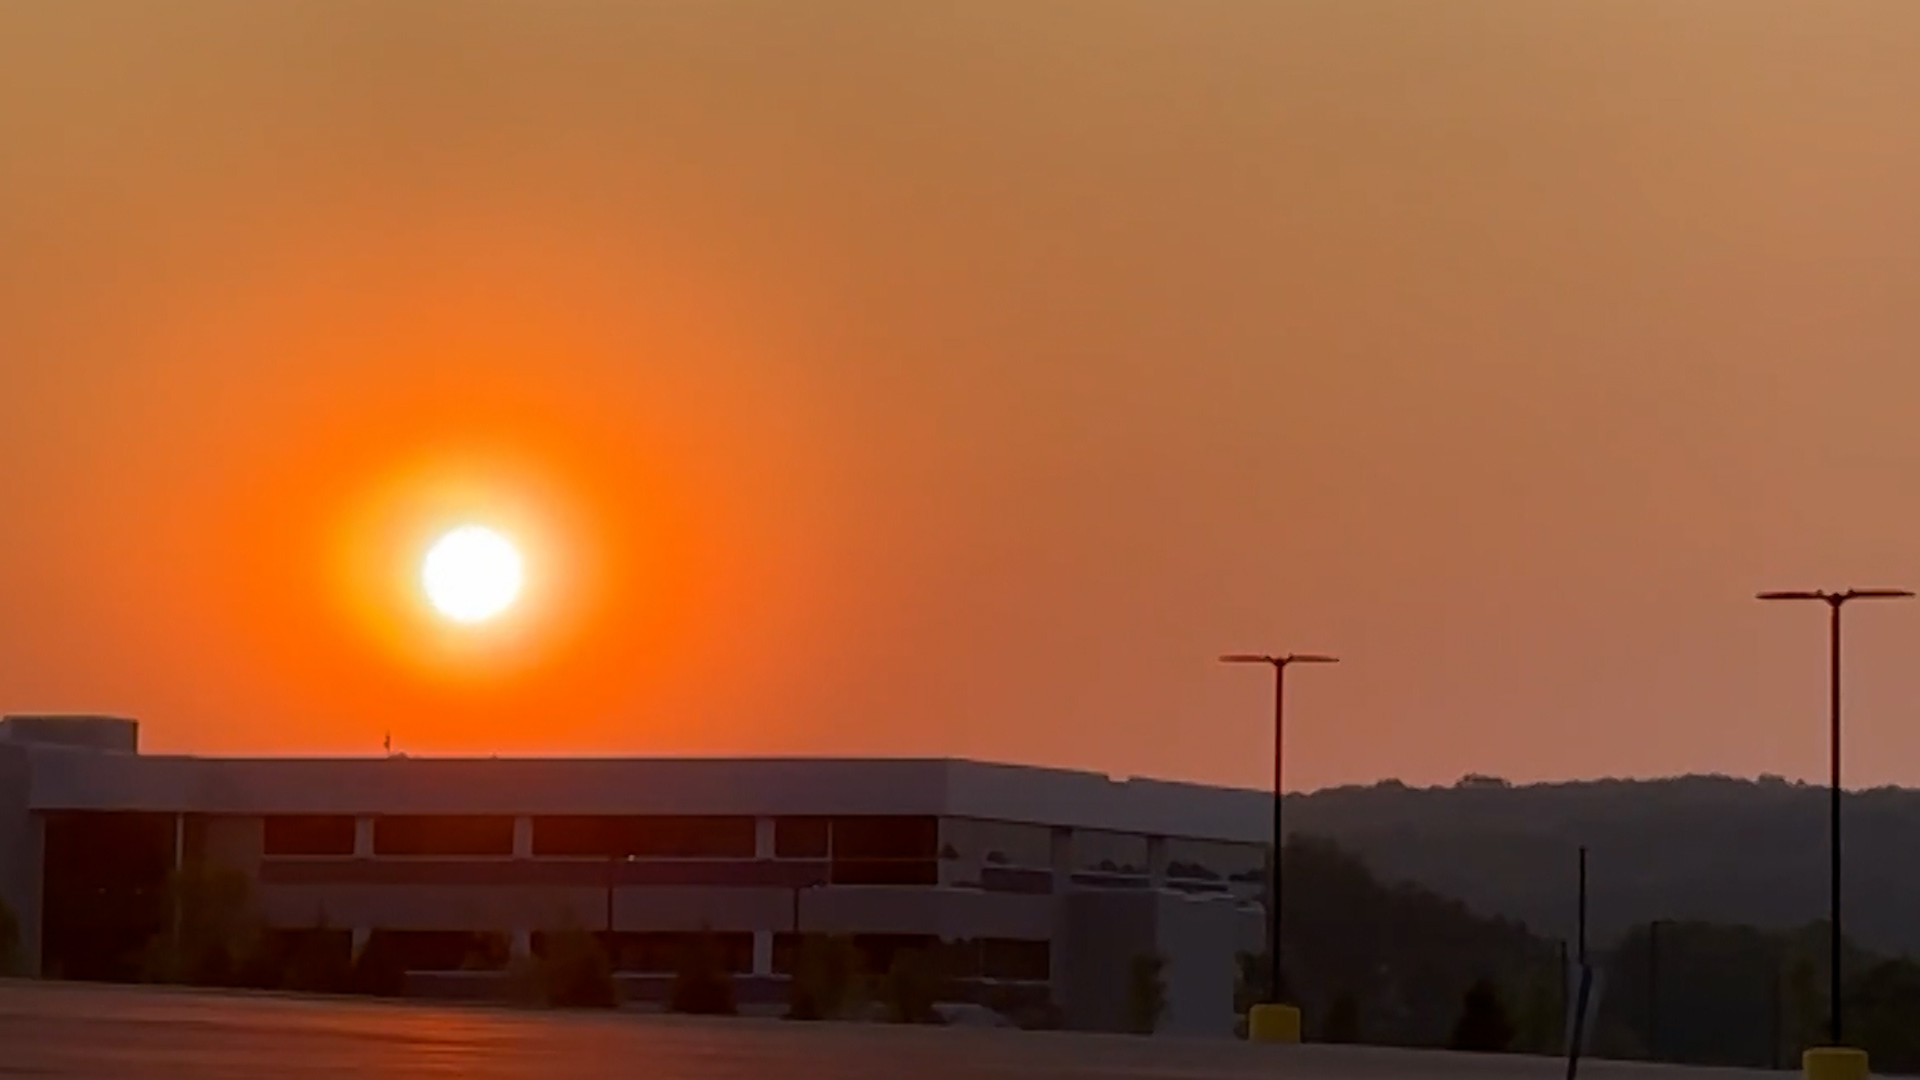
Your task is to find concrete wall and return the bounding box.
[23,752,1273,846]
[1154,891,1255,1038]
[1053,888,1255,1037]
[1056,890,1157,1032]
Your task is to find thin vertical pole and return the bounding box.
[1576,847,1588,965]
[1647,920,1660,1060]
[1828,600,1843,1047]
[1269,661,1287,1005]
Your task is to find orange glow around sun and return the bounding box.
[140,215,842,753]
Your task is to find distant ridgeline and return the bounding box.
[1276,776,1920,1069]
[1284,773,1920,954]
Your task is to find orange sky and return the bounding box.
[7,2,1920,791]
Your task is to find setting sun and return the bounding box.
[421,524,524,624]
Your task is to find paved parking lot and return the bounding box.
[0,981,1781,1079]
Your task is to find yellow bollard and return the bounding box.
[1247,1003,1302,1043]
[1803,1047,1870,1080]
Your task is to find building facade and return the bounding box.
[0,715,1268,1035]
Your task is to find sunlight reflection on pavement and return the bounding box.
[0,981,1777,1080]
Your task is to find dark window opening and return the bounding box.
[829,816,938,886]
[830,816,938,859]
[264,815,357,857]
[38,811,175,982]
[372,816,514,857]
[831,857,938,886]
[774,816,829,858]
[983,938,1051,981]
[530,815,756,859]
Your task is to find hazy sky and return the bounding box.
[7,2,1920,792]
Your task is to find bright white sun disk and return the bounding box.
[422,525,524,624]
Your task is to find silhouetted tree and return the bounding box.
[1448,978,1515,1052]
[139,863,265,987]
[1846,958,1920,1074]
[786,934,860,1021]
[1127,953,1168,1035]
[537,928,619,1009]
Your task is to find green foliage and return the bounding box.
[1126,953,1167,1035]
[786,934,861,1021]
[1845,958,1920,1074]
[1277,836,1555,1048]
[1508,968,1565,1055]
[668,929,737,1015]
[1318,991,1361,1043]
[1448,978,1515,1052]
[879,948,946,1024]
[1285,775,1920,957]
[140,863,267,987]
[541,928,620,1009]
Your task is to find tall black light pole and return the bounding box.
[1220,651,1338,1005]
[1757,587,1912,1046]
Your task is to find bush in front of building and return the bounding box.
[668,929,738,1015]
[139,862,270,988]
[879,948,947,1024]
[1126,952,1168,1035]
[504,927,618,1009]
[786,934,861,1021]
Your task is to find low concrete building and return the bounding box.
[0,715,1265,1032]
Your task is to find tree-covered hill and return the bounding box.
[1285,773,1920,954]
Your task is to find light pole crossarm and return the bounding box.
[1756,583,1912,1048]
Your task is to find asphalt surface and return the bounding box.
[0,981,1787,1079]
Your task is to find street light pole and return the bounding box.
[1757,587,1912,1048]
[1220,651,1337,1007]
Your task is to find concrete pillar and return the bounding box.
[512,816,533,859]
[1050,827,1073,892]
[752,930,773,976]
[353,816,374,858]
[510,929,533,959]
[754,817,776,859]
[351,926,372,956]
[1147,836,1168,889]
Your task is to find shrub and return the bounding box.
[538,928,620,1009]
[139,863,268,987]
[1449,977,1517,1053]
[668,930,738,1015]
[880,948,945,1024]
[1127,953,1168,1035]
[787,934,860,1021]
